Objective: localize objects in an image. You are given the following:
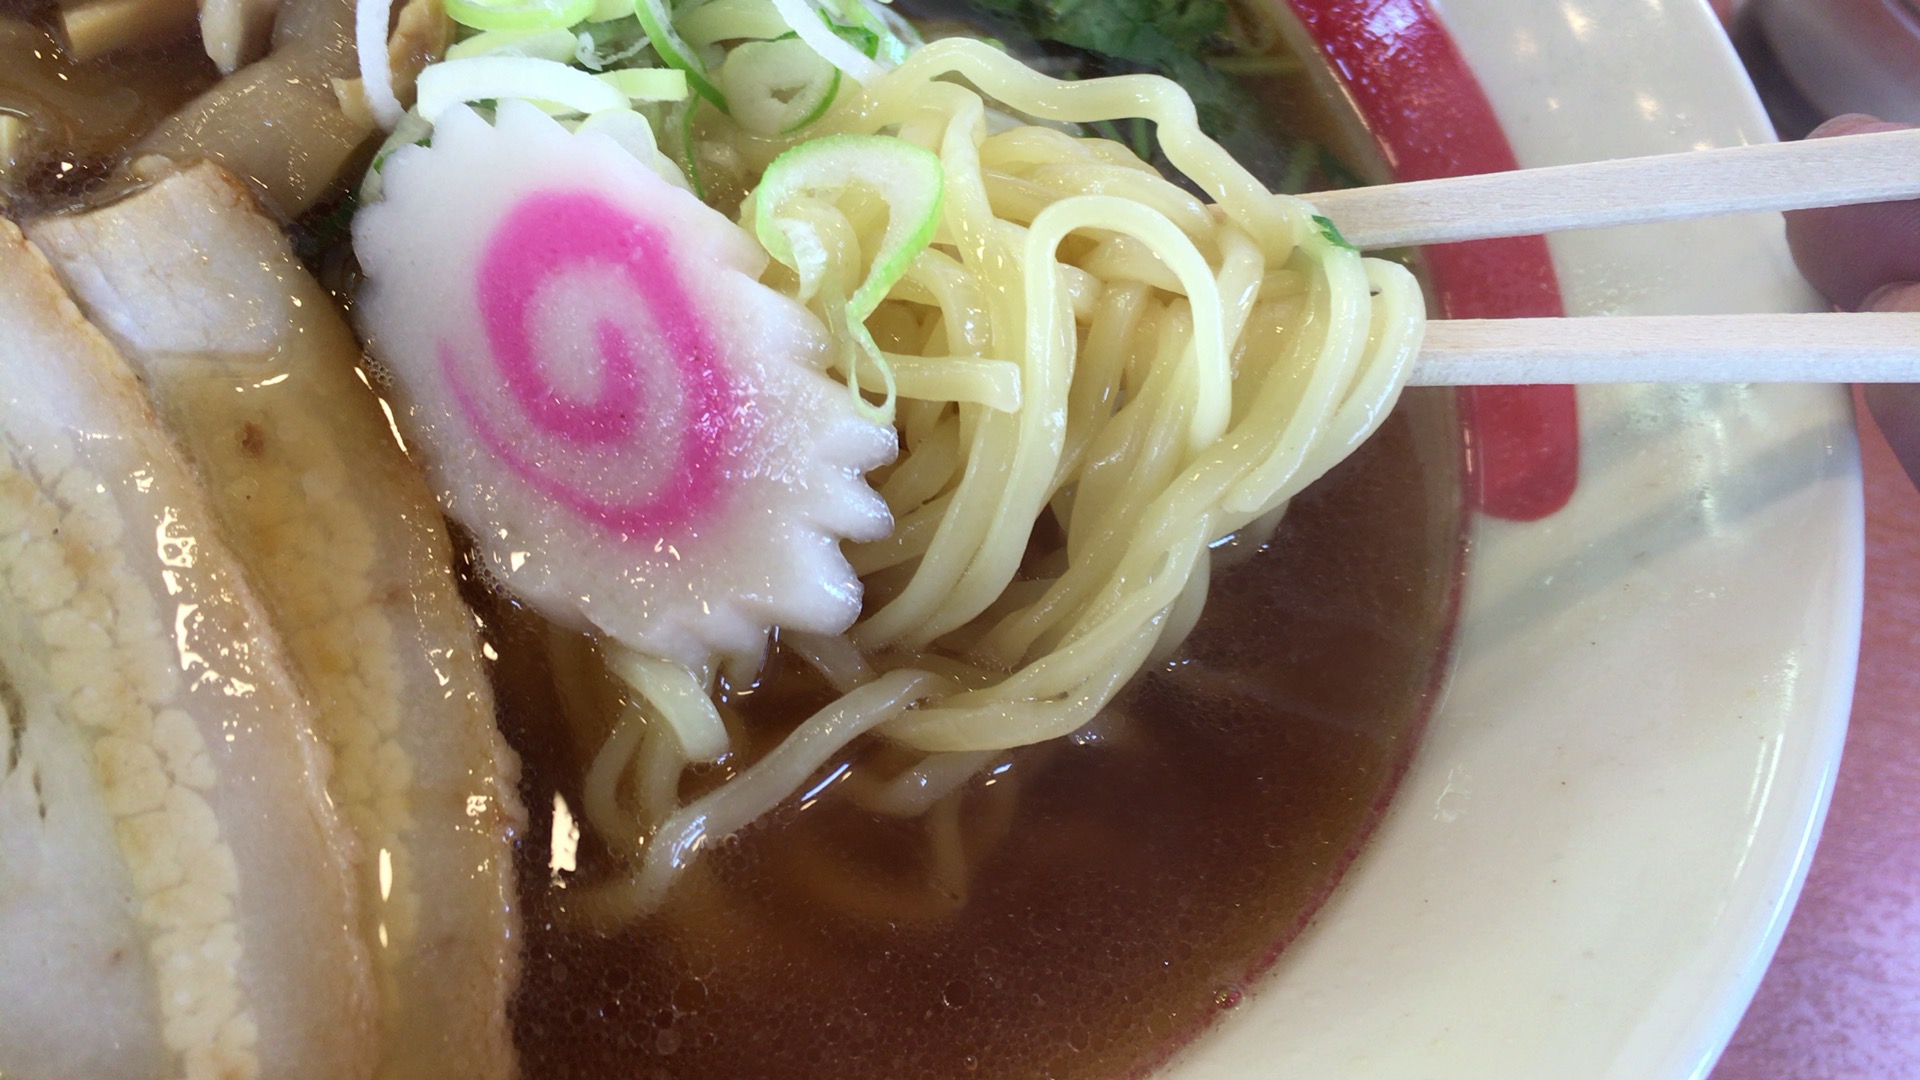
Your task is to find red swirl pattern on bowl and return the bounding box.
[1287,0,1580,522]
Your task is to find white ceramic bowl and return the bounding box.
[1167,1,1864,1077]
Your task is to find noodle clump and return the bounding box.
[573,37,1425,916]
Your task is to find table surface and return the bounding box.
[1709,392,1920,1078]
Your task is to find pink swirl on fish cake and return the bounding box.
[441,190,740,537]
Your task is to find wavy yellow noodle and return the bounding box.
[586,37,1425,914]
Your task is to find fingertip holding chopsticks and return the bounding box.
[1302,126,1920,386]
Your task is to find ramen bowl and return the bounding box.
[0,0,1860,1075]
[1164,1,1861,1077]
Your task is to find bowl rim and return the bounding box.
[1162,0,1865,1076]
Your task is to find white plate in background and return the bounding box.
[1175,1,1863,1077]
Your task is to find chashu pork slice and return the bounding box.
[30,162,525,1080]
[0,219,376,1078]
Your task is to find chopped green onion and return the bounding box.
[577,107,660,157]
[769,0,883,84]
[822,0,915,64]
[360,108,435,202]
[632,0,729,111]
[445,27,581,61]
[754,135,945,421]
[676,0,792,47]
[576,108,693,190]
[416,56,628,121]
[597,67,690,102]
[719,36,838,135]
[445,0,594,32]
[677,99,707,201]
[755,135,942,318]
[831,20,879,59]
[1312,214,1356,252]
[584,0,632,20]
[573,19,650,68]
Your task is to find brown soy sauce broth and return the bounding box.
[488,391,1464,1080]
[0,0,1464,1070]
[0,22,216,213]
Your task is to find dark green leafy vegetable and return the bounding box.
[965,0,1252,150]
[291,192,358,265]
[965,0,1226,64]
[909,0,1360,194]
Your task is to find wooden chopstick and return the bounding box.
[1410,312,1920,386]
[1305,128,1920,250]
[1298,131,1920,387]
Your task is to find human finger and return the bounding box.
[1783,115,1920,311]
